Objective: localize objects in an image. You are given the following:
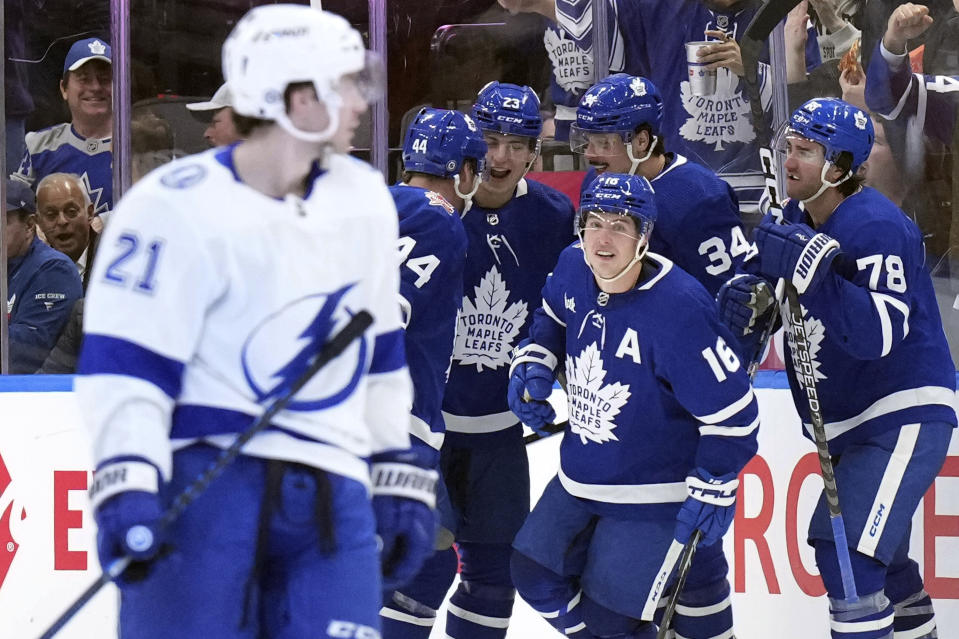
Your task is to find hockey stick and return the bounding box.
[655,530,702,639]
[38,310,374,639]
[740,0,858,605]
[782,286,857,602]
[523,420,566,444]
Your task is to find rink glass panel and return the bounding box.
[2,1,958,371]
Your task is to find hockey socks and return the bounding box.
[511,550,594,638]
[380,547,458,639]
[892,590,937,639]
[669,579,734,639]
[829,590,894,639]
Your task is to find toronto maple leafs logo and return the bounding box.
[454,266,527,371]
[631,77,647,97]
[678,63,772,151]
[565,343,631,445]
[544,25,593,93]
[241,283,368,410]
[88,39,107,55]
[782,303,828,386]
[583,93,599,107]
[854,111,868,130]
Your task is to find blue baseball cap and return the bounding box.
[63,38,112,74]
[6,179,36,214]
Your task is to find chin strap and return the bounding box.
[801,162,851,205]
[454,173,482,211]
[626,135,657,176]
[578,231,649,285]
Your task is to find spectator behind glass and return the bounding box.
[186,83,243,147]
[36,172,99,288]
[5,0,34,174]
[3,178,82,374]
[131,110,175,182]
[11,38,114,218]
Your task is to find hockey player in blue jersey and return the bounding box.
[864,2,959,146]
[12,37,114,217]
[718,97,956,639]
[380,107,486,627]
[508,173,759,639]
[572,73,749,297]
[381,82,575,639]
[76,6,436,638]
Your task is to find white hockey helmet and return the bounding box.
[222,4,378,142]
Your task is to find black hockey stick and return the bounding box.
[783,286,858,602]
[741,0,858,605]
[38,310,374,639]
[523,420,566,444]
[655,530,702,639]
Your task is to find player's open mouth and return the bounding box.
[490,168,510,179]
[589,162,608,173]
[595,250,614,259]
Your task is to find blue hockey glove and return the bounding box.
[91,459,164,584]
[371,449,439,591]
[507,338,557,434]
[674,468,739,548]
[754,221,840,295]
[717,274,776,337]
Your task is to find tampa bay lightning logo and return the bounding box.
[241,283,367,410]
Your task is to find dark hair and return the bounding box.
[233,81,317,136]
[9,207,34,222]
[833,150,865,198]
[633,123,665,156]
[401,158,480,185]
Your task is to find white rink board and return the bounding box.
[0,376,956,639]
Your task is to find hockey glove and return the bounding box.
[674,468,739,548]
[717,274,776,337]
[507,338,557,435]
[91,459,164,584]
[371,449,439,591]
[754,221,840,295]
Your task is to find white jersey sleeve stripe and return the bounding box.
[79,334,185,399]
[698,414,760,438]
[872,291,910,357]
[692,387,756,424]
[542,298,566,327]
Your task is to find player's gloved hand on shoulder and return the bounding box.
[507,338,557,435]
[674,467,739,548]
[754,221,841,295]
[91,459,164,584]
[371,449,439,590]
[717,274,776,337]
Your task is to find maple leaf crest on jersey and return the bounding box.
[565,342,631,445]
[454,266,527,371]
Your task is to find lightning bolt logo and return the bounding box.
[242,283,368,411]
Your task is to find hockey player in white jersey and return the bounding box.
[718,98,956,639]
[572,73,749,297]
[508,173,759,638]
[76,6,436,638]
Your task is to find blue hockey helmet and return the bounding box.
[402,107,488,179]
[578,173,658,283]
[574,74,664,139]
[788,98,874,173]
[471,82,543,138]
[579,172,657,231]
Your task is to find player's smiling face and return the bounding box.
[783,134,827,200]
[478,132,536,198]
[61,60,112,122]
[580,211,643,280]
[583,132,632,174]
